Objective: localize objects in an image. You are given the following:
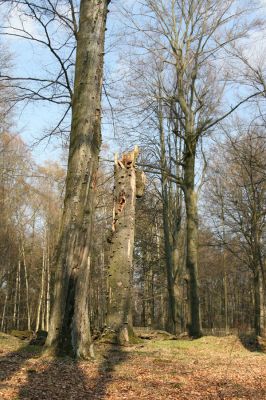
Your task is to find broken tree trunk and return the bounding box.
[107,147,145,344]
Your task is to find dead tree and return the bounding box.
[107,146,145,343]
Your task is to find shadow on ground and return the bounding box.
[0,342,42,382]
[0,339,129,400]
[238,333,266,352]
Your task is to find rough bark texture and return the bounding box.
[45,0,108,358]
[107,147,145,344]
[158,106,182,335]
[254,268,265,336]
[184,150,202,338]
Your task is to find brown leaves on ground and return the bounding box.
[0,332,265,399]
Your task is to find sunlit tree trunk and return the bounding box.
[184,144,202,338]
[107,147,145,343]
[254,268,265,336]
[158,104,182,335]
[21,243,31,331]
[17,260,21,329]
[1,291,8,331]
[46,241,50,332]
[46,0,109,358]
[13,262,19,327]
[35,248,45,332]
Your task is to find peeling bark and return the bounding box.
[107,147,145,343]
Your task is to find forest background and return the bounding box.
[0,0,266,351]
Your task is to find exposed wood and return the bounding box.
[107,146,145,343]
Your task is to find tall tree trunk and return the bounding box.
[223,270,229,334]
[13,262,19,326]
[17,260,21,329]
[259,275,265,337]
[254,268,265,336]
[1,291,8,331]
[46,0,109,358]
[46,242,50,332]
[21,243,31,331]
[221,206,229,335]
[107,148,144,343]
[143,253,154,328]
[162,204,180,334]
[158,106,182,335]
[184,150,202,338]
[35,248,45,332]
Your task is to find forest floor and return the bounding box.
[0,330,265,400]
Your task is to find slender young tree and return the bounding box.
[45,0,110,358]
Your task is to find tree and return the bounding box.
[115,0,263,337]
[205,127,266,336]
[0,0,77,137]
[0,130,64,334]
[0,42,13,130]
[45,0,110,359]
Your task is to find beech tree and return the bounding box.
[45,0,109,359]
[115,0,263,337]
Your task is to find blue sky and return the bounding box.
[1,0,126,165]
[2,0,266,166]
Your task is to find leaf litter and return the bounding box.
[0,332,265,399]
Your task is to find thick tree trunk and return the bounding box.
[46,0,108,358]
[142,253,154,328]
[158,107,182,336]
[107,148,144,343]
[162,207,181,335]
[184,152,202,338]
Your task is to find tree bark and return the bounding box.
[13,262,19,327]
[107,148,144,343]
[1,291,8,331]
[35,248,45,332]
[45,0,109,358]
[17,260,21,329]
[46,241,50,332]
[21,243,31,331]
[158,105,182,335]
[254,268,265,336]
[184,150,202,338]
